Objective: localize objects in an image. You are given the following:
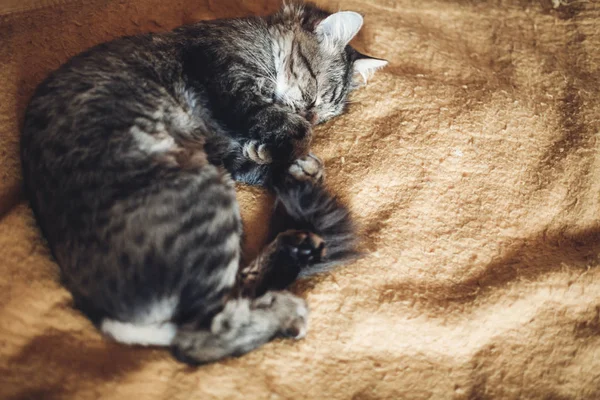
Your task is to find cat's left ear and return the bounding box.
[316,11,364,47]
[353,53,388,84]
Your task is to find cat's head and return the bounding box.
[268,2,387,125]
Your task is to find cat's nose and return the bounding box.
[301,111,318,125]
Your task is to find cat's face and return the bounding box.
[270,3,387,125]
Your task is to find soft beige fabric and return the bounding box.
[1,0,600,398]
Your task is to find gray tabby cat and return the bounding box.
[20,1,386,364]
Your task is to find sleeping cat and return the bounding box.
[20,1,387,364]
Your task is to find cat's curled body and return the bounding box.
[20,2,386,364]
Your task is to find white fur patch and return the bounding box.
[130,125,175,154]
[182,88,198,110]
[171,107,196,132]
[100,297,179,346]
[173,81,198,110]
[136,296,179,324]
[101,320,177,346]
[271,33,294,104]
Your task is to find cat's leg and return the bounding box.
[171,290,308,365]
[169,158,324,364]
[236,154,328,296]
[74,155,244,349]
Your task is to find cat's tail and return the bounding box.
[270,176,360,277]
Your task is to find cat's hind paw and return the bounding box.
[278,230,326,266]
[243,141,272,164]
[251,291,308,340]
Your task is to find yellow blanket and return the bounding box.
[2,0,599,398]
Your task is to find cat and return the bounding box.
[20,1,387,364]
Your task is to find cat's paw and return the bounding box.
[283,113,312,141]
[210,299,251,335]
[288,153,324,183]
[278,230,326,265]
[252,111,312,162]
[243,140,273,164]
[251,291,308,340]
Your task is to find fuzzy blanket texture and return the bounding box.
[1,0,600,399]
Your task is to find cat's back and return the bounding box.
[20,30,192,180]
[22,32,182,139]
[19,31,197,242]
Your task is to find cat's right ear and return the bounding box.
[353,52,388,85]
[316,11,364,49]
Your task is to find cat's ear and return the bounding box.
[353,54,388,84]
[316,11,363,47]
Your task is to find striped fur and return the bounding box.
[20,2,385,364]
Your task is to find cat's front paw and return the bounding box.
[243,140,273,164]
[283,113,312,142]
[288,153,324,183]
[251,111,312,162]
